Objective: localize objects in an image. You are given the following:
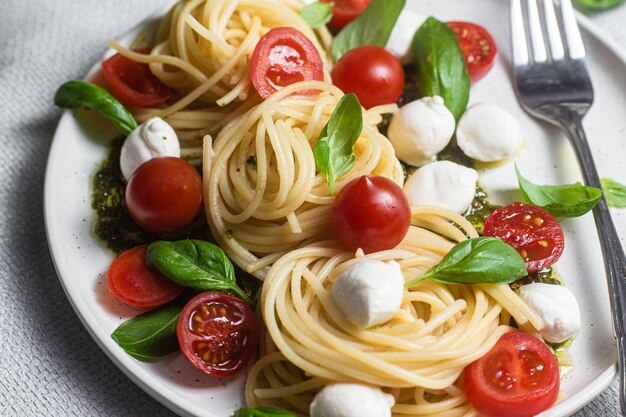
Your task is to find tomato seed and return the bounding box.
[538,240,549,248]
[533,217,544,227]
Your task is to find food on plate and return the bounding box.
[448,21,498,82]
[330,175,410,254]
[106,244,183,309]
[53,0,607,415]
[403,160,478,213]
[518,283,582,343]
[330,259,405,328]
[483,202,565,273]
[125,156,203,234]
[387,96,456,166]
[177,291,259,376]
[330,45,405,109]
[456,103,524,162]
[120,117,180,180]
[310,383,395,417]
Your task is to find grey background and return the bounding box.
[0,0,624,416]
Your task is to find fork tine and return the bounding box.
[560,0,586,59]
[511,0,530,66]
[542,0,565,60]
[526,0,548,63]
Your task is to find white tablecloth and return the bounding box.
[1,0,625,415]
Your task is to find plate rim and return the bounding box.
[43,5,624,417]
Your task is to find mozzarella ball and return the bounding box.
[331,260,405,329]
[310,383,395,417]
[386,10,428,63]
[120,117,180,181]
[388,96,456,167]
[403,161,478,213]
[456,103,523,163]
[518,283,582,344]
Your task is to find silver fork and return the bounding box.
[510,0,626,413]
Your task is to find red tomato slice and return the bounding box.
[447,21,497,82]
[177,291,259,376]
[331,45,404,109]
[483,202,564,272]
[464,332,560,417]
[321,0,371,31]
[125,157,203,235]
[331,175,411,254]
[249,27,324,99]
[106,244,183,309]
[102,51,170,107]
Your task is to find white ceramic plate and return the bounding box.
[44,0,626,416]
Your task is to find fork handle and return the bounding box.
[561,113,626,414]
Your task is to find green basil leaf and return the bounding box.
[233,407,297,417]
[602,178,626,208]
[331,0,405,61]
[574,0,624,10]
[301,2,333,29]
[54,80,137,135]
[411,17,470,121]
[313,93,363,194]
[517,166,602,219]
[147,240,253,305]
[405,237,527,287]
[111,304,181,361]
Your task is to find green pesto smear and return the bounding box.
[91,137,155,254]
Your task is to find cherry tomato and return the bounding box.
[483,202,564,272]
[447,21,497,83]
[125,157,203,235]
[106,244,183,309]
[332,175,411,254]
[249,27,324,99]
[464,332,560,417]
[177,291,259,376]
[321,0,371,31]
[102,51,170,107]
[331,45,404,109]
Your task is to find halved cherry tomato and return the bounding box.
[331,45,404,109]
[321,0,371,31]
[106,244,183,309]
[464,332,560,417]
[177,291,259,376]
[483,202,564,272]
[102,51,170,107]
[332,175,411,254]
[125,157,203,235]
[249,27,324,99]
[448,21,497,82]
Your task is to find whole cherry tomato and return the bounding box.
[125,157,203,235]
[331,45,404,109]
[331,175,411,253]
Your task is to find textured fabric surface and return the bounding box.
[0,1,624,416]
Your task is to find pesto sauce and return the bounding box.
[91,137,156,254]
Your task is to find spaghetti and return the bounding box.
[202,81,403,279]
[245,207,544,416]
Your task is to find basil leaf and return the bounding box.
[233,407,297,417]
[602,178,626,208]
[146,240,253,305]
[301,2,333,29]
[411,17,470,121]
[574,0,624,10]
[54,80,137,135]
[111,304,181,361]
[313,93,363,194]
[517,166,602,219]
[331,0,405,61]
[405,237,527,287]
